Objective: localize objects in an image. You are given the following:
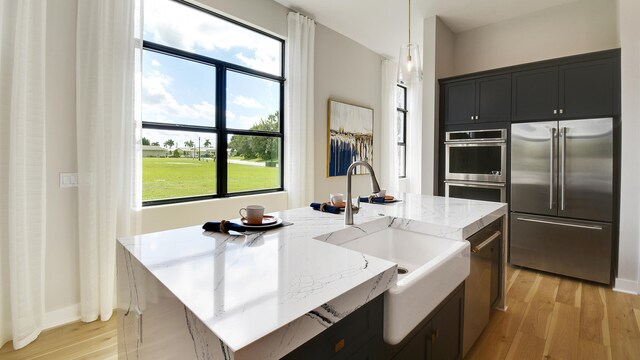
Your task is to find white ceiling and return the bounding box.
[273,0,582,60]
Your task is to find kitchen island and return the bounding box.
[117,193,507,359]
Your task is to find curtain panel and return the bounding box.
[285,12,315,209]
[380,60,400,196]
[76,0,141,322]
[0,0,48,350]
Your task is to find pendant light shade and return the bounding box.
[397,43,421,84]
[397,0,422,84]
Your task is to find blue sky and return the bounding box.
[141,0,281,149]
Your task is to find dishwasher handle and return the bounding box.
[471,231,501,253]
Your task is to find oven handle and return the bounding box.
[444,181,505,188]
[445,141,506,146]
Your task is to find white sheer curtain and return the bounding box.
[285,12,315,209]
[0,0,48,350]
[76,0,141,322]
[380,60,400,195]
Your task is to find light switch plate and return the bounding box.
[59,172,78,188]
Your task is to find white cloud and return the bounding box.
[142,69,215,125]
[151,59,161,67]
[229,115,261,130]
[232,95,264,109]
[144,0,280,74]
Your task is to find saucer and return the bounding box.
[241,217,282,228]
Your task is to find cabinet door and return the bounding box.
[430,287,464,360]
[512,67,558,121]
[392,326,429,360]
[477,74,511,123]
[559,59,615,118]
[444,80,476,125]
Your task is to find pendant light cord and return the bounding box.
[408,0,411,44]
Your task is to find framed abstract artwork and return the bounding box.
[327,99,374,177]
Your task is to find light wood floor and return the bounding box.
[466,266,640,360]
[2,266,640,359]
[0,315,117,360]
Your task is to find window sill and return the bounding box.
[140,191,288,234]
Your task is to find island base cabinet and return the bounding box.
[389,283,465,360]
[282,295,385,360]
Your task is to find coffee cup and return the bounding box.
[239,205,265,225]
[376,189,387,198]
[330,193,344,205]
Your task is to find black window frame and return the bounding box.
[396,85,407,178]
[141,0,285,206]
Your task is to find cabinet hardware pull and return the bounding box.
[431,329,439,343]
[475,115,479,120]
[472,231,501,253]
[470,115,474,120]
[553,109,558,114]
[549,127,556,209]
[516,217,603,230]
[335,339,345,353]
[559,109,564,114]
[560,127,567,211]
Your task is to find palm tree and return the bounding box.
[184,140,195,158]
[204,139,211,147]
[163,139,175,150]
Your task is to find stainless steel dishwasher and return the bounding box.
[462,219,502,356]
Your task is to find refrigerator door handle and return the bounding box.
[515,216,603,230]
[560,127,567,211]
[549,127,557,210]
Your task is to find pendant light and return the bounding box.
[397,0,422,84]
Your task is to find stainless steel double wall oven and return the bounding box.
[444,129,507,203]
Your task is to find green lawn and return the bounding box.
[143,157,279,201]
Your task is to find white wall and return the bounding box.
[615,0,640,293]
[44,0,80,328]
[313,24,385,201]
[452,0,619,75]
[421,16,454,196]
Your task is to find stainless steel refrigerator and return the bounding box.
[510,118,613,284]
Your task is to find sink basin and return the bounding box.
[335,226,470,345]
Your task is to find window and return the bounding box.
[141,0,284,205]
[396,85,407,178]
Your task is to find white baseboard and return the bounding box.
[43,304,80,330]
[613,278,639,295]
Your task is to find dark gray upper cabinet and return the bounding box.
[445,75,511,126]
[559,59,617,118]
[512,67,559,121]
[477,75,511,123]
[512,58,618,122]
[444,80,476,125]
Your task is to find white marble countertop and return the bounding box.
[118,193,507,356]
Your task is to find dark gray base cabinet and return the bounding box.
[282,295,385,360]
[283,283,465,360]
[387,283,465,360]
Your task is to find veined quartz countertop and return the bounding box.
[118,193,507,358]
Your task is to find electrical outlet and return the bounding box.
[59,172,78,188]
